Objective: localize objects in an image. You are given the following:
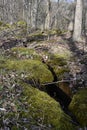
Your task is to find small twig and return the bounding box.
[41,79,76,86]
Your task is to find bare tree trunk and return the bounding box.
[73,0,83,41]
[55,0,60,29]
[22,0,25,20]
[85,11,87,31]
[9,0,13,24]
[45,0,51,30]
[31,0,38,30]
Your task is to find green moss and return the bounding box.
[16,20,27,27]
[53,52,71,60]
[0,21,3,26]
[54,67,70,79]
[0,21,10,28]
[27,29,63,40]
[0,59,76,130]
[2,82,76,129]
[0,22,15,31]
[4,23,12,28]
[11,47,41,60]
[48,54,67,66]
[12,126,18,130]
[46,53,70,79]
[69,89,87,126]
[3,59,53,83]
[19,82,76,130]
[0,56,7,69]
[49,29,62,35]
[28,31,45,41]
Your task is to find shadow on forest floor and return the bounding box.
[61,33,87,86]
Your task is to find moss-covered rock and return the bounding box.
[0,20,27,39]
[18,82,76,130]
[69,89,87,126]
[46,53,70,80]
[0,80,76,130]
[1,59,53,83]
[26,29,63,43]
[27,31,46,42]
[48,54,67,66]
[10,47,42,60]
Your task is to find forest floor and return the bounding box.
[25,32,87,88]
[0,26,87,129]
[0,26,87,89]
[0,29,87,88]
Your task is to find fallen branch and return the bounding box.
[41,79,76,86]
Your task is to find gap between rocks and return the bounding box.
[45,64,80,126]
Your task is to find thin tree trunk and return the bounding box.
[73,0,83,41]
[45,0,51,30]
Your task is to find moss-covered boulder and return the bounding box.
[17,82,76,130]
[0,79,76,130]
[26,29,63,42]
[10,47,42,60]
[48,54,67,66]
[1,59,53,83]
[46,53,70,80]
[69,89,87,127]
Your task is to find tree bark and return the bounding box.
[73,0,83,41]
[45,0,51,30]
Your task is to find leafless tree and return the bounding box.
[73,0,83,41]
